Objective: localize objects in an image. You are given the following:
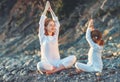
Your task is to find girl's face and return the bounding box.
[46,21,56,33]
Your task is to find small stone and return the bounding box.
[96,72,102,76]
[118,52,120,55]
[32,55,38,58]
[109,37,112,40]
[35,50,38,54]
[76,77,79,80]
[67,47,76,54]
[103,50,113,57]
[11,70,18,75]
[117,44,120,48]
[23,59,33,66]
[0,69,7,76]
[0,66,4,70]
[59,50,64,54]
[113,52,118,56]
[24,51,29,55]
[6,75,13,81]
[37,51,41,56]
[32,55,40,62]
[3,73,13,81]
[76,29,80,32]
[29,65,36,71]
[24,56,30,60]
[53,80,56,82]
[81,77,85,80]
[5,66,9,69]
[30,51,34,55]
[108,42,114,46]
[20,70,27,76]
[5,65,18,72]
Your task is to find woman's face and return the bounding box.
[46,21,56,33]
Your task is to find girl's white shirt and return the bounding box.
[38,15,60,66]
[86,28,103,72]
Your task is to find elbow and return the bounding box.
[58,23,60,27]
[86,37,89,42]
[55,21,60,27]
[86,34,89,40]
[86,35,91,42]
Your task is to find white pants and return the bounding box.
[37,55,76,72]
[75,62,102,72]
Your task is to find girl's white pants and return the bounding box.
[37,55,76,71]
[75,62,102,72]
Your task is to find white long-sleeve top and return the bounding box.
[38,15,60,66]
[86,28,103,72]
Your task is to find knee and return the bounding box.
[75,62,79,69]
[69,55,77,63]
[37,62,54,71]
[75,62,85,70]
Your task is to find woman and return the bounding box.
[75,19,104,73]
[37,1,76,74]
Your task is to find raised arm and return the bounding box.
[86,19,96,47]
[47,1,60,38]
[48,2,60,27]
[42,1,49,16]
[38,1,49,43]
[49,7,57,20]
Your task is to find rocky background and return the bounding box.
[0,0,120,82]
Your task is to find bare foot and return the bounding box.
[37,66,57,75]
[46,65,65,75]
[37,70,44,74]
[76,69,84,73]
[45,66,58,75]
[45,70,55,75]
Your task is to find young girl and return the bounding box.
[37,1,76,74]
[75,19,104,73]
